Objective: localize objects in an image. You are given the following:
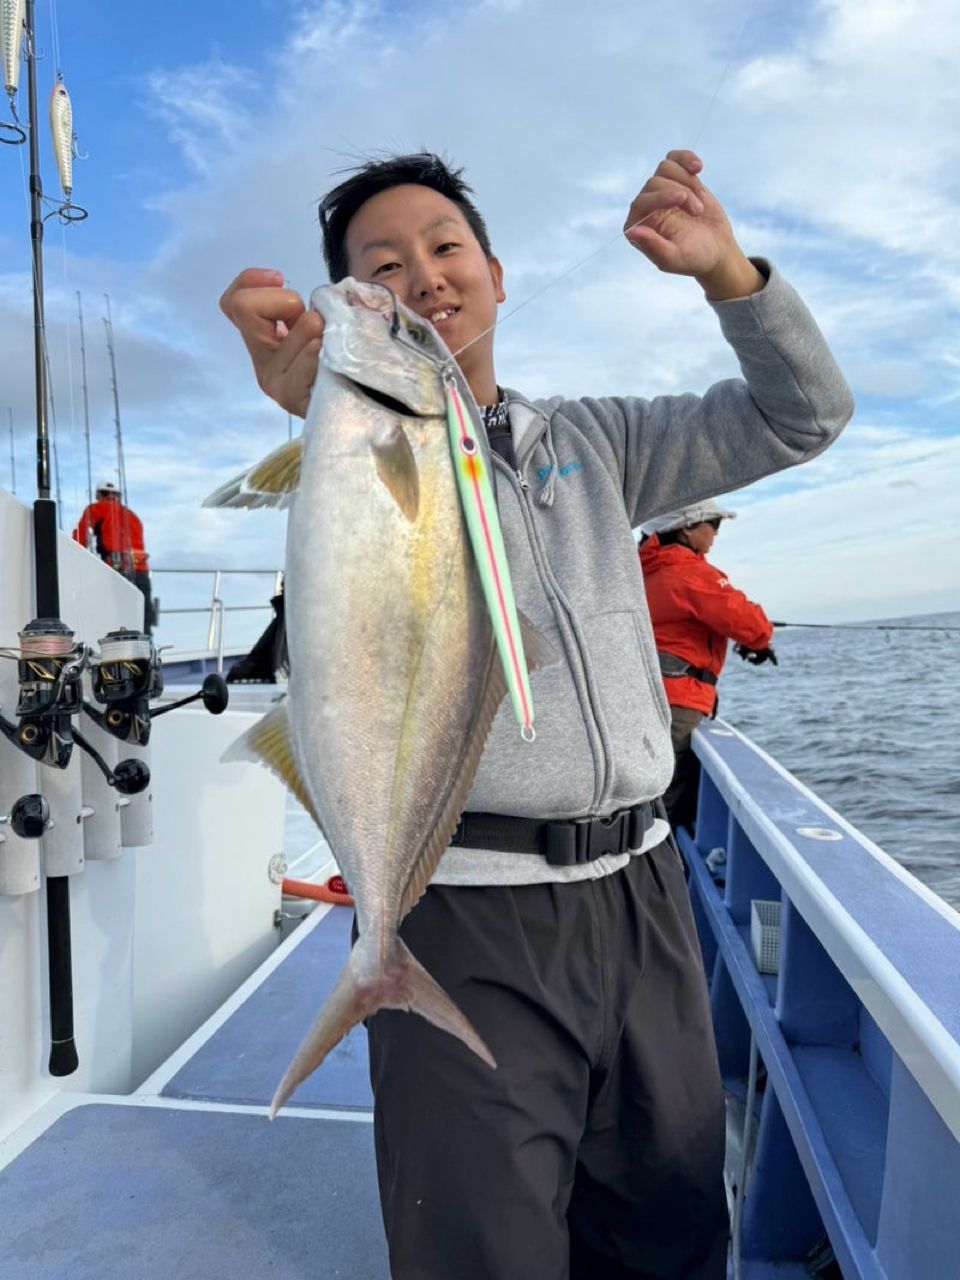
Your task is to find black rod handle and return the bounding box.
[45,876,79,1076]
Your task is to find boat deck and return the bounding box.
[0,905,388,1279]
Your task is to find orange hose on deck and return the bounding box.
[282,874,355,906]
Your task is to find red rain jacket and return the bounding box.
[72,498,149,574]
[639,534,773,714]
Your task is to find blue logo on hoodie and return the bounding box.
[536,459,582,484]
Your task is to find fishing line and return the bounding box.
[452,209,663,364]
[688,0,756,152]
[47,0,63,78]
[60,219,79,519]
[452,0,757,364]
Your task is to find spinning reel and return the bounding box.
[0,621,231,802]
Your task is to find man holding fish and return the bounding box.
[216,149,853,1279]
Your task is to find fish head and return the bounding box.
[310,278,451,418]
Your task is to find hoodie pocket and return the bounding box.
[578,610,674,807]
[633,613,671,734]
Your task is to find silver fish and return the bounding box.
[206,279,551,1117]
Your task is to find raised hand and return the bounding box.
[623,151,763,300]
[219,268,324,419]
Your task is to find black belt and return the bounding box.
[657,650,717,687]
[450,801,656,867]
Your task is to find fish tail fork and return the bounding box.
[268,935,496,1119]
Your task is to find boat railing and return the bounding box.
[681,718,960,1280]
[151,567,283,673]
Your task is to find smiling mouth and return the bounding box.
[426,306,459,325]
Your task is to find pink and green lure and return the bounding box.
[443,369,535,741]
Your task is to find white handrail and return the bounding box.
[150,567,282,658]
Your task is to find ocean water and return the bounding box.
[717,610,960,910]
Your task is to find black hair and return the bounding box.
[318,152,493,282]
[657,529,687,546]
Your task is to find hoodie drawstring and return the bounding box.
[537,416,559,507]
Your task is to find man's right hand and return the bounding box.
[219,268,324,419]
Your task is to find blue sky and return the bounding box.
[1,0,957,644]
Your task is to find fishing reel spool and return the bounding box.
[80,626,229,792]
[0,619,86,769]
[85,628,163,747]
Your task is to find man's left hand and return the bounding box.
[734,644,779,666]
[623,151,764,300]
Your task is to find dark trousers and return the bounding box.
[128,570,154,635]
[664,706,706,833]
[226,590,287,683]
[366,840,728,1279]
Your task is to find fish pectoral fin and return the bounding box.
[221,699,322,831]
[517,609,558,674]
[371,421,419,522]
[269,937,495,1119]
[203,437,303,510]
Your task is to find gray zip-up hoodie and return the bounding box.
[432,260,854,886]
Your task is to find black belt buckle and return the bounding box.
[543,809,628,866]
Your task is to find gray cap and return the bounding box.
[641,499,737,536]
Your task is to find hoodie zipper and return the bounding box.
[493,452,609,811]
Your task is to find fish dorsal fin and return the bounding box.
[222,698,322,831]
[397,609,554,919]
[203,437,303,510]
[371,421,419,522]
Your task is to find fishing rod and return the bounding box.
[772,621,960,633]
[102,295,127,505]
[24,0,77,1078]
[77,291,93,510]
[2,0,88,1079]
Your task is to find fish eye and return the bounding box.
[406,323,427,344]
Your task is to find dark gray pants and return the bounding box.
[664,706,707,833]
[366,840,728,1279]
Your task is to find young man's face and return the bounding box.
[343,184,505,400]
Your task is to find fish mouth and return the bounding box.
[348,376,434,419]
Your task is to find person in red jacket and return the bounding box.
[639,499,776,829]
[72,480,155,632]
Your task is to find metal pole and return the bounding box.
[76,291,92,508]
[25,0,78,1078]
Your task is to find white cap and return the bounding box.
[641,499,737,536]
[96,479,120,495]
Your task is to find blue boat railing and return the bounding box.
[679,720,960,1280]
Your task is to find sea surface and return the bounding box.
[717,610,960,910]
